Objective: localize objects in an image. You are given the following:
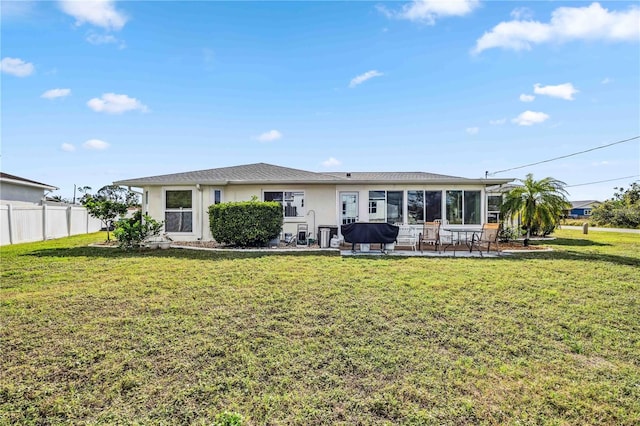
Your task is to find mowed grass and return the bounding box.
[1,230,639,425]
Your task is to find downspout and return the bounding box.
[197,184,204,240]
[307,209,316,240]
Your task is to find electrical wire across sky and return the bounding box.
[565,175,640,188]
[487,135,640,177]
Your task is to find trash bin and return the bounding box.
[320,228,330,248]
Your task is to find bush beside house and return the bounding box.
[113,211,164,249]
[209,200,283,247]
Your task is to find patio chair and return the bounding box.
[395,225,417,251]
[419,221,441,253]
[470,223,501,255]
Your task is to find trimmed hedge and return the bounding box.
[209,201,283,247]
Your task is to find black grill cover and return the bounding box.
[341,223,399,244]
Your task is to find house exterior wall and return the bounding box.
[0,182,45,204]
[336,184,488,226]
[569,208,593,219]
[144,182,494,242]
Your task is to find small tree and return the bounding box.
[80,185,139,241]
[501,174,570,245]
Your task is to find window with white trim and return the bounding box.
[165,190,193,232]
[407,190,442,224]
[212,189,222,205]
[368,190,403,224]
[487,195,502,223]
[446,190,481,225]
[264,191,304,218]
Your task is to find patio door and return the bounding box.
[340,192,359,224]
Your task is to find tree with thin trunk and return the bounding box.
[501,174,570,245]
[80,185,139,241]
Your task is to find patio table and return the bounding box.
[442,227,482,254]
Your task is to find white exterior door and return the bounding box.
[340,192,359,224]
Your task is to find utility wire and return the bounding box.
[489,135,639,176]
[566,175,640,188]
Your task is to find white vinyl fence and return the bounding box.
[0,204,103,245]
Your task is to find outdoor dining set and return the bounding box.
[341,221,501,255]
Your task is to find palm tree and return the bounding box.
[501,174,570,245]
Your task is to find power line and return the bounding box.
[489,135,640,176]
[566,175,640,188]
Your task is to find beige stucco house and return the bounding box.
[114,163,513,242]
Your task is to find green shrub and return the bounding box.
[209,201,283,247]
[590,183,640,229]
[498,226,519,242]
[113,211,164,249]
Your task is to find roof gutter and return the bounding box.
[113,178,513,186]
[0,177,58,191]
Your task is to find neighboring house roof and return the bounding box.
[114,162,513,187]
[570,200,601,209]
[485,183,522,193]
[0,172,58,191]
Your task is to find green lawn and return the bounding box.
[1,230,639,425]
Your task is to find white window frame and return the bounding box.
[211,188,223,205]
[446,190,482,225]
[367,190,403,224]
[263,190,305,220]
[163,187,195,234]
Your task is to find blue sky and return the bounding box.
[2,0,639,201]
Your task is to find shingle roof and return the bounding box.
[114,163,340,186]
[324,171,461,181]
[114,163,512,186]
[570,200,601,209]
[0,172,58,190]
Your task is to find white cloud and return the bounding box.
[85,32,125,48]
[321,157,342,167]
[512,110,550,126]
[349,70,384,88]
[41,88,71,99]
[59,0,127,31]
[601,77,613,84]
[0,57,34,77]
[511,7,534,21]
[379,0,479,24]
[473,2,640,54]
[466,127,479,135]
[87,93,149,114]
[61,143,76,152]
[534,83,579,100]
[489,118,507,125]
[256,130,283,142]
[519,93,535,102]
[83,139,110,150]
